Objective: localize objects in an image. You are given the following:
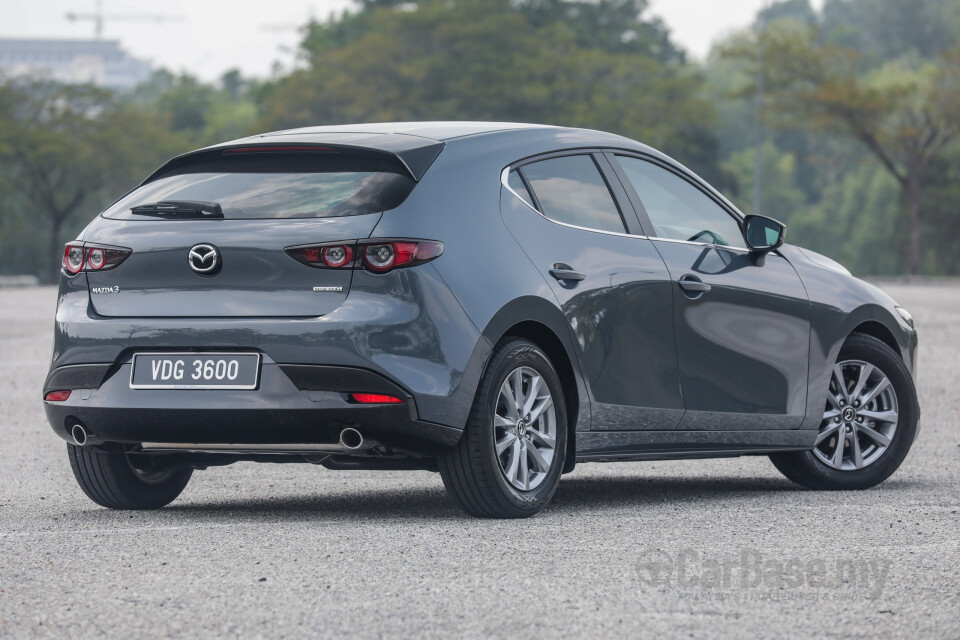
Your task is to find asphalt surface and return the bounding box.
[1,283,958,639]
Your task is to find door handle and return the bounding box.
[549,264,586,282]
[678,274,711,296]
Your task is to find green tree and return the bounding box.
[0,78,185,282]
[821,0,960,62]
[261,0,724,182]
[726,27,960,274]
[728,141,806,221]
[129,69,260,145]
[788,162,901,275]
[920,149,960,273]
[516,0,684,62]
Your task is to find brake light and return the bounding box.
[63,244,85,274]
[285,240,443,273]
[350,393,403,404]
[362,242,421,272]
[61,243,131,275]
[222,146,337,154]
[44,390,71,402]
[87,248,105,270]
[322,245,353,268]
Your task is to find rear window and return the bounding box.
[519,155,626,234]
[102,149,416,220]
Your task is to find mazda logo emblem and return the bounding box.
[188,244,221,275]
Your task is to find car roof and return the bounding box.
[152,122,711,198]
[168,122,655,183]
[254,121,560,142]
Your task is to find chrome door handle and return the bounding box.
[678,274,711,295]
[549,265,585,282]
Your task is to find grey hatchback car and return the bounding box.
[44,122,919,518]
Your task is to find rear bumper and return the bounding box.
[43,359,461,456]
[46,263,489,432]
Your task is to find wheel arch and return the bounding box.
[801,302,917,431]
[480,297,590,473]
[837,304,914,369]
[848,319,900,356]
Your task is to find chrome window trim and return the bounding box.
[648,236,752,254]
[500,167,648,240]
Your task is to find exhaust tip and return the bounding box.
[339,427,364,450]
[71,424,88,446]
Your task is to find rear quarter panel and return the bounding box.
[369,129,642,433]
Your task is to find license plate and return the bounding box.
[130,353,261,390]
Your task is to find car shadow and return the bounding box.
[67,473,926,526]
[162,485,462,522]
[163,475,795,521]
[550,474,798,513]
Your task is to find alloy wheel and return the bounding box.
[494,366,557,491]
[814,359,899,471]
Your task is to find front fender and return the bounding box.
[786,243,918,429]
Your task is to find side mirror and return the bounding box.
[742,215,785,265]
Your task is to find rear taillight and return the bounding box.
[63,245,85,274]
[285,240,443,273]
[61,243,131,275]
[87,248,106,270]
[322,245,353,268]
[286,244,357,269]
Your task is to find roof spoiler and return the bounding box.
[140,133,446,185]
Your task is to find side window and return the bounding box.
[507,170,536,209]
[519,155,626,234]
[615,155,745,248]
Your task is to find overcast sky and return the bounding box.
[3,0,822,82]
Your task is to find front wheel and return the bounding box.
[770,334,919,490]
[68,444,192,509]
[439,339,567,518]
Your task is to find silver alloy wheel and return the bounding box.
[494,366,557,491]
[814,359,899,471]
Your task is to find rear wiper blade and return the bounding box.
[130,200,223,218]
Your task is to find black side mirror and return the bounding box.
[742,215,785,265]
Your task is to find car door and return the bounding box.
[500,152,684,430]
[609,153,811,430]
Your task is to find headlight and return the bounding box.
[895,306,914,329]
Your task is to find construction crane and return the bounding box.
[65,1,183,40]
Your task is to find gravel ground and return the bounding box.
[1,284,958,639]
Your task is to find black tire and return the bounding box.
[770,334,919,490]
[439,338,568,518]
[68,444,192,509]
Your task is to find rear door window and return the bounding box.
[519,155,626,234]
[507,170,536,209]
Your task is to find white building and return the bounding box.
[0,38,151,89]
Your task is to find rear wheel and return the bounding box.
[68,444,192,509]
[770,334,918,490]
[439,339,567,518]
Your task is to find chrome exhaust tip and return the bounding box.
[71,424,88,447]
[339,427,365,450]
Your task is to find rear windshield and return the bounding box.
[102,150,416,220]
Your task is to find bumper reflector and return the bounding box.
[350,393,403,404]
[45,390,72,402]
